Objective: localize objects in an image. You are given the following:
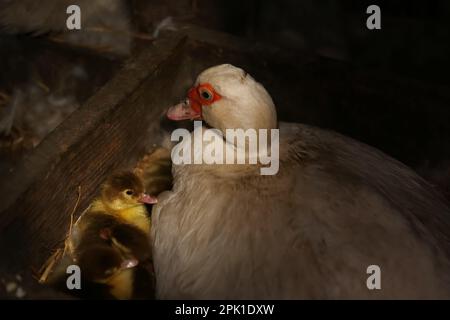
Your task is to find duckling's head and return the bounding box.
[100,171,157,211]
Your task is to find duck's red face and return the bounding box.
[167,83,222,121]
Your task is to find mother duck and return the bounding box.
[152,64,450,299]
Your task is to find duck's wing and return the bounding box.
[281,122,450,255]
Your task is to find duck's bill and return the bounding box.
[166,101,201,121]
[138,193,158,204]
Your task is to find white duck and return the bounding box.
[152,64,450,299]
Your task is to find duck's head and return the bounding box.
[100,171,157,211]
[167,64,278,132]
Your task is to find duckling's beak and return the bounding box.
[138,193,158,204]
[121,258,139,269]
[167,99,201,121]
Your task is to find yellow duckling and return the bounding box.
[90,171,157,234]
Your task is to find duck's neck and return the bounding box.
[172,123,279,177]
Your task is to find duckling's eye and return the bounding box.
[125,190,133,196]
[199,88,213,101]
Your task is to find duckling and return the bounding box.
[134,146,173,198]
[68,171,157,299]
[76,242,135,300]
[88,171,157,234]
[74,216,154,299]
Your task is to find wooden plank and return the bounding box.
[180,23,315,64]
[0,33,187,278]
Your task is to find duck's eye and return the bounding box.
[199,88,213,101]
[125,190,133,196]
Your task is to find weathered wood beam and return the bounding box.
[0,33,187,279]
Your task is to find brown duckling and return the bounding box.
[74,214,153,299]
[134,146,173,198]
